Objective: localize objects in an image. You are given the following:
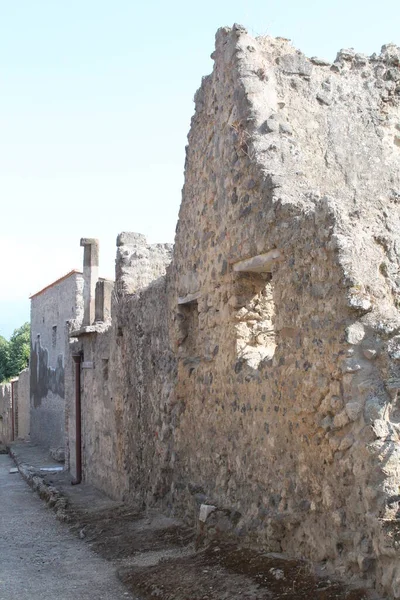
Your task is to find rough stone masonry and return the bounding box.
[67,26,400,598]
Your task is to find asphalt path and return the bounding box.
[0,454,133,600]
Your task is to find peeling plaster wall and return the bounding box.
[30,273,83,451]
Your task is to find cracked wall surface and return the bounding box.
[65,25,400,598]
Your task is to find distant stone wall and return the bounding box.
[69,234,173,498]
[30,272,83,450]
[0,370,30,444]
[0,383,12,445]
[109,274,175,504]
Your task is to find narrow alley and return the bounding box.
[0,454,133,600]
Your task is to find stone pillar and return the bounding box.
[95,280,114,322]
[80,238,99,326]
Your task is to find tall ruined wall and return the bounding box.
[30,272,83,450]
[0,383,12,445]
[59,26,400,597]
[166,26,400,597]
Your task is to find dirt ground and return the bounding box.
[10,442,377,600]
[64,501,372,600]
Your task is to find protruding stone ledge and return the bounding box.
[69,322,111,338]
[232,249,281,273]
[178,291,202,305]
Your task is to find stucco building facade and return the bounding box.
[30,270,84,452]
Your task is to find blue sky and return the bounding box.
[1,0,399,338]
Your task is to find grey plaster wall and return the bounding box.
[15,369,30,439]
[30,272,83,451]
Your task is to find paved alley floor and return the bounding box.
[0,454,134,600]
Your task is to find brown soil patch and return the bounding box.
[119,541,370,600]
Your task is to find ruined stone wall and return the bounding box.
[166,26,400,597]
[60,27,400,597]
[0,383,12,445]
[71,234,173,500]
[108,274,175,505]
[30,272,83,451]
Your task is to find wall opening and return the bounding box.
[52,326,57,348]
[176,299,199,356]
[234,273,276,369]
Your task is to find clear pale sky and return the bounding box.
[1,0,398,338]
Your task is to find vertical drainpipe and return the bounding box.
[72,353,82,485]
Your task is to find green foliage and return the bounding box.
[0,323,30,383]
[0,336,10,383]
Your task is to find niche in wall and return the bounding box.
[234,272,276,369]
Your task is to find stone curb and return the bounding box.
[8,447,69,521]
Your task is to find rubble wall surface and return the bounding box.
[166,26,400,598]
[30,272,83,451]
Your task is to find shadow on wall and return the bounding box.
[30,337,65,407]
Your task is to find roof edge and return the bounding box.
[29,270,83,300]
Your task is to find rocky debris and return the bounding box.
[49,447,65,463]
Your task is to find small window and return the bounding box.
[176,299,199,356]
[52,326,57,348]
